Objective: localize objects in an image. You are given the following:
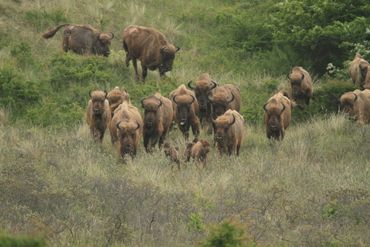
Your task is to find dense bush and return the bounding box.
[0,232,45,247]
[24,9,68,31]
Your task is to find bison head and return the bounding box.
[173,94,195,127]
[213,114,236,143]
[288,72,305,99]
[264,102,286,132]
[159,45,180,75]
[188,80,217,112]
[94,32,114,57]
[209,92,235,119]
[89,90,107,116]
[116,121,140,158]
[107,87,129,116]
[340,92,358,119]
[141,96,162,129]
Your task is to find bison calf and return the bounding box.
[184,138,211,167]
[163,142,180,169]
[86,90,111,142]
[288,66,313,108]
[213,110,244,156]
[43,24,114,56]
[340,89,370,124]
[107,86,130,117]
[349,53,369,89]
[263,92,292,140]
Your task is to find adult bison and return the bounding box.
[287,66,313,108]
[86,90,111,142]
[208,84,240,120]
[263,91,293,140]
[169,84,200,140]
[123,25,180,81]
[349,53,369,89]
[107,86,130,117]
[42,24,114,56]
[212,110,244,156]
[141,93,173,152]
[364,66,370,90]
[187,73,217,129]
[339,89,370,125]
[109,102,143,159]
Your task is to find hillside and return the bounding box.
[1,0,370,246]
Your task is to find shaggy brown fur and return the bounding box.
[163,142,180,169]
[122,25,180,81]
[263,92,292,140]
[107,86,130,117]
[109,102,143,159]
[42,24,114,56]
[190,139,210,167]
[288,66,313,108]
[208,84,241,119]
[188,73,218,129]
[86,90,111,142]
[169,84,200,140]
[340,89,370,124]
[213,110,244,156]
[349,53,370,89]
[141,93,174,152]
[363,66,370,90]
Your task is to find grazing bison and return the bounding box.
[339,89,370,124]
[107,86,130,117]
[109,102,143,159]
[288,66,313,108]
[187,73,217,129]
[263,92,293,140]
[349,53,370,89]
[213,110,244,156]
[141,93,174,152]
[184,138,211,167]
[123,25,180,81]
[169,84,200,140]
[42,24,114,56]
[163,142,180,169]
[208,84,241,120]
[86,90,111,142]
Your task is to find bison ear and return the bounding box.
[263,103,268,112]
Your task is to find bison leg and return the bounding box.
[132,58,140,81]
[144,135,151,153]
[142,65,148,82]
[125,54,131,67]
[236,143,241,156]
[227,144,234,156]
[305,96,310,105]
[191,121,200,138]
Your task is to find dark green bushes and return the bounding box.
[24,9,68,31]
[0,232,45,247]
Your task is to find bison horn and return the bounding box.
[226,92,235,104]
[352,93,358,102]
[229,115,236,126]
[301,74,305,81]
[286,72,291,80]
[157,99,163,108]
[189,94,195,104]
[141,98,146,108]
[89,90,93,97]
[135,122,141,130]
[173,95,179,105]
[104,90,108,98]
[116,121,121,130]
[176,46,180,52]
[109,32,114,40]
[280,103,286,114]
[263,103,268,112]
[187,80,195,89]
[210,80,218,90]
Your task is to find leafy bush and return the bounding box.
[24,9,68,31]
[10,42,34,66]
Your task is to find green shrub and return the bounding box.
[24,9,68,31]
[0,232,45,247]
[10,42,34,66]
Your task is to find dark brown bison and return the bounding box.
[141,93,174,152]
[123,25,180,81]
[109,102,143,159]
[288,66,313,108]
[339,89,370,124]
[349,53,370,89]
[86,90,111,142]
[187,73,217,128]
[213,110,244,156]
[169,84,200,140]
[163,142,180,169]
[42,24,114,56]
[263,92,293,140]
[184,138,211,167]
[107,86,130,117]
[208,84,241,120]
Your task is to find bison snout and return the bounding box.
[145,121,153,128]
[93,109,102,115]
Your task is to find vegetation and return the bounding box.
[0,0,370,246]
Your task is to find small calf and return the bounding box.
[163,142,180,169]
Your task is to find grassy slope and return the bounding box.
[0,0,370,246]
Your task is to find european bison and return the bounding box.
[187,73,217,129]
[288,66,313,108]
[213,110,244,156]
[349,53,369,89]
[85,90,111,142]
[123,25,180,81]
[42,24,114,56]
[340,89,370,124]
[141,93,174,152]
[208,84,241,120]
[169,84,200,140]
[109,102,143,159]
[362,65,370,90]
[163,142,180,169]
[263,91,293,140]
[107,86,130,117]
[184,138,211,167]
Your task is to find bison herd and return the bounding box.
[43,24,370,165]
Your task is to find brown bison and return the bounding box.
[208,84,241,120]
[288,66,313,108]
[107,86,130,117]
[163,142,180,169]
[141,93,174,152]
[349,53,370,88]
[184,138,211,167]
[187,73,218,128]
[42,24,114,56]
[339,89,370,124]
[169,84,200,140]
[213,110,244,156]
[263,92,293,140]
[86,90,111,142]
[362,65,370,90]
[109,102,143,159]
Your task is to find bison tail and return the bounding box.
[42,24,69,39]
